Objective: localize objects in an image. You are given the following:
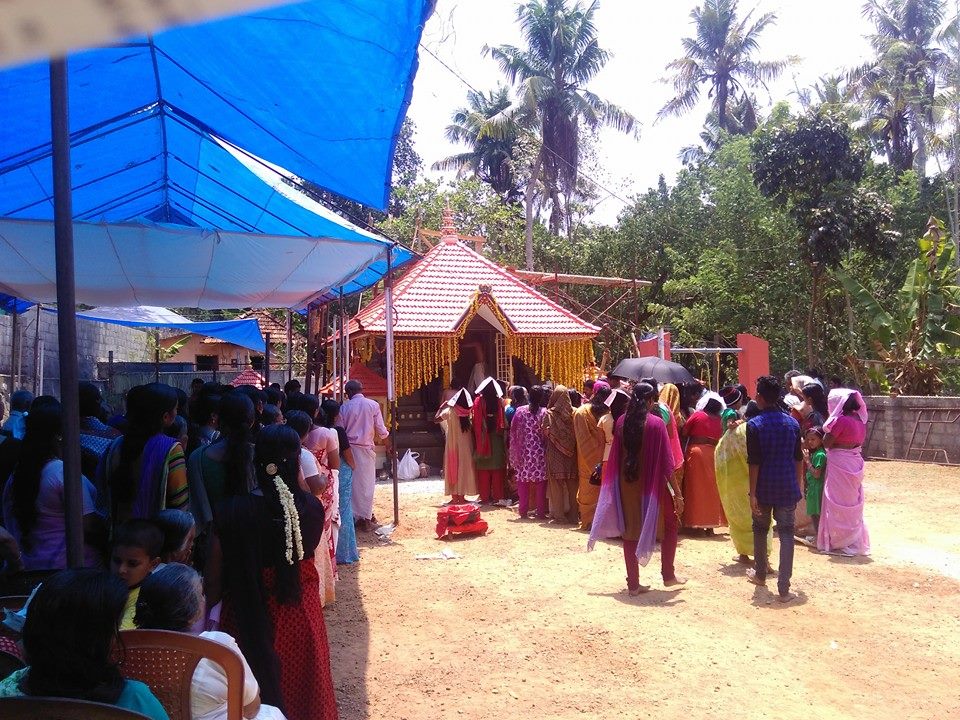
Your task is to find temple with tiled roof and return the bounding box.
[349,208,599,400]
[339,209,599,468]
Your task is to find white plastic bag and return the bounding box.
[397,449,421,480]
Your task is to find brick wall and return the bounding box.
[0,310,152,399]
[863,395,960,465]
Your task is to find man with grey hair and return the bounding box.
[338,379,389,531]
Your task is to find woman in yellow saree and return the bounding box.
[714,401,771,564]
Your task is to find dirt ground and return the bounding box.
[324,461,960,720]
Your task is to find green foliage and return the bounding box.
[432,86,524,203]
[851,0,948,175]
[838,218,960,393]
[752,110,897,266]
[663,139,805,372]
[378,178,527,264]
[385,121,952,386]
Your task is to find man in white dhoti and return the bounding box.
[338,379,389,531]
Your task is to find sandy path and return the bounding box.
[325,461,960,720]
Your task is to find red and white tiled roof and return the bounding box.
[230,368,266,387]
[319,362,388,396]
[353,238,599,337]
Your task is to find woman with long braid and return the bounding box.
[205,425,337,720]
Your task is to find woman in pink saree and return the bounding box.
[817,388,870,556]
[588,383,685,594]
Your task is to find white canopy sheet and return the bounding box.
[0,219,387,310]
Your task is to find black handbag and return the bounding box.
[589,462,603,486]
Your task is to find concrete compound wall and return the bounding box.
[863,395,960,466]
[0,310,152,399]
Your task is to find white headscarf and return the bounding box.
[695,391,726,413]
[446,388,474,408]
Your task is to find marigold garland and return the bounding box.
[509,336,594,390]
[393,336,459,399]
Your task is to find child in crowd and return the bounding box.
[261,404,283,427]
[111,519,163,629]
[804,427,827,540]
[284,410,326,497]
[2,390,33,440]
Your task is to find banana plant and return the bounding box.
[836,217,960,393]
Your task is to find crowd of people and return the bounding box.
[435,371,870,603]
[0,376,372,720]
[0,362,872,715]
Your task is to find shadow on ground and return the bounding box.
[325,528,378,720]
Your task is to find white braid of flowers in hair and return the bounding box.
[272,476,304,565]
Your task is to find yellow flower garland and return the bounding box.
[393,336,458,399]
[509,336,595,390]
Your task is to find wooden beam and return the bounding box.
[671,348,743,354]
[507,268,652,288]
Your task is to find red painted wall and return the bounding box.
[737,333,769,396]
[635,332,671,360]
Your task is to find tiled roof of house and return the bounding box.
[238,309,304,342]
[230,368,266,388]
[352,239,599,337]
[319,362,388,396]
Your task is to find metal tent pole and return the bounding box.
[286,310,293,383]
[264,332,271,386]
[305,304,314,395]
[384,247,399,527]
[331,312,338,400]
[32,304,41,395]
[9,310,17,392]
[50,57,84,568]
[338,288,347,397]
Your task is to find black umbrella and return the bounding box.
[610,357,696,385]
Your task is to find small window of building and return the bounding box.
[196,355,218,371]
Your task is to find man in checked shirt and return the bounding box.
[746,375,804,602]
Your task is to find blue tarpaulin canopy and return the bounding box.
[0,132,415,308]
[0,292,33,315]
[0,0,430,561]
[0,0,427,308]
[1,0,434,210]
[0,299,266,352]
[71,306,267,352]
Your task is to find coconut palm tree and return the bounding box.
[678,93,759,165]
[432,86,524,204]
[484,0,636,263]
[796,74,861,123]
[857,70,917,171]
[851,0,949,174]
[659,0,789,133]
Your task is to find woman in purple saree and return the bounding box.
[588,383,686,594]
[817,388,870,556]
